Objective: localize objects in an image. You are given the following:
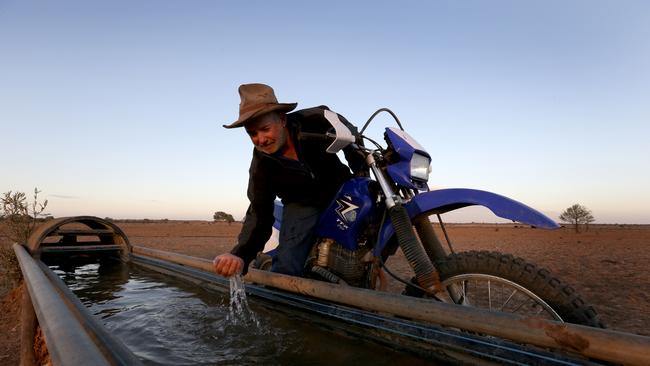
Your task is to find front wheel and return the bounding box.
[433,250,604,328]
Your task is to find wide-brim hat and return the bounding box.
[223,83,297,129]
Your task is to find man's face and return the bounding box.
[245,113,288,155]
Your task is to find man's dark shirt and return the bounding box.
[230,106,364,272]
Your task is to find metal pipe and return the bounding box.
[13,244,112,366]
[132,245,650,366]
[40,244,122,253]
[413,215,448,262]
[133,245,214,272]
[36,261,143,366]
[132,253,590,366]
[366,153,397,208]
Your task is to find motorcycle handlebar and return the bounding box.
[298,132,337,142]
[298,131,366,155]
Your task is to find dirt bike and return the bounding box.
[256,108,603,327]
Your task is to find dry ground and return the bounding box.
[1,221,649,365]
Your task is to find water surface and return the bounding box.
[51,261,434,365]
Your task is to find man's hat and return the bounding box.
[223,83,297,129]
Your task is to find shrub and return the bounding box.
[559,203,595,233]
[213,211,235,224]
[0,188,49,287]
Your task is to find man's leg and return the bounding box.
[272,203,321,276]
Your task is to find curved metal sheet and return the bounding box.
[37,261,143,366]
[404,188,559,229]
[376,188,559,251]
[26,216,130,260]
[14,244,113,366]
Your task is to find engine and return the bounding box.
[309,238,370,286]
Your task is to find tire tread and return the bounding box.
[435,250,604,328]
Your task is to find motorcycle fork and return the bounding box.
[368,154,465,301]
[413,216,448,262]
[412,216,466,304]
[367,155,440,291]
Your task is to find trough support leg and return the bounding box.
[20,284,37,366]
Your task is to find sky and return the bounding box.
[1,1,649,224]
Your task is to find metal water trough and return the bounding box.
[15,216,139,366]
[14,216,650,365]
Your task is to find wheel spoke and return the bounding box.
[435,251,579,323]
[499,289,518,311]
[510,297,529,314]
[442,274,563,322]
[461,280,467,305]
[488,280,492,311]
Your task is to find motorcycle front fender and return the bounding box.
[376,188,559,254]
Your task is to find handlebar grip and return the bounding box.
[298,132,334,142]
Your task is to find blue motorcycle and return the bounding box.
[257,108,602,327]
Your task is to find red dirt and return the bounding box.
[0,285,22,366]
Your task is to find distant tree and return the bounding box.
[213,211,235,224]
[559,204,594,233]
[584,211,595,232]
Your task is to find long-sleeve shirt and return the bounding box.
[230,106,365,272]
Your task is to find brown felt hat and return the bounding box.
[223,83,297,129]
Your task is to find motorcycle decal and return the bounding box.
[335,196,359,225]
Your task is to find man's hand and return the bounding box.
[212,253,244,277]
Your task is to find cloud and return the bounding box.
[49,194,81,199]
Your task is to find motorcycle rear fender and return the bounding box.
[375,188,559,254]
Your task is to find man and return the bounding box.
[213,83,365,278]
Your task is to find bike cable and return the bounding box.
[379,256,443,301]
[436,214,456,254]
[360,108,405,134]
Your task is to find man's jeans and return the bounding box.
[271,203,322,276]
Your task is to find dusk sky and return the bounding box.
[1,1,649,223]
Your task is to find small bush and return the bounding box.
[559,203,595,233]
[0,188,49,287]
[0,245,21,294]
[1,188,48,244]
[213,211,235,224]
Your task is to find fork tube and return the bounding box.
[413,216,448,262]
[365,155,442,291]
[366,154,398,208]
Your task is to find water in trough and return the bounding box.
[50,260,435,365]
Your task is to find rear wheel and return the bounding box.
[434,250,604,327]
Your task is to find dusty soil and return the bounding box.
[1,221,649,365]
[0,284,22,366]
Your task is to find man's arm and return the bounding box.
[293,106,368,175]
[216,153,275,276]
